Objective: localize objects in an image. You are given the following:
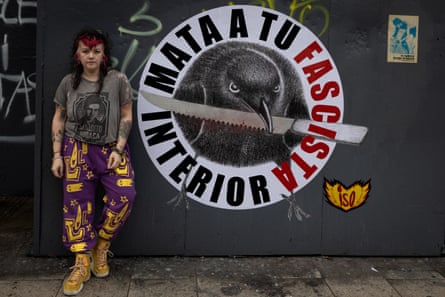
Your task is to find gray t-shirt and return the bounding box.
[54,70,132,145]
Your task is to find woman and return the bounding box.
[51,28,136,296]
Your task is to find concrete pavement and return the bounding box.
[1,196,445,297]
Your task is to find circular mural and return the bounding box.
[137,5,344,210]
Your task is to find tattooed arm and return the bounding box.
[51,104,66,178]
[117,101,133,151]
[108,101,133,169]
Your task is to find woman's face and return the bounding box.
[76,40,105,74]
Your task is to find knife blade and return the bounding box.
[139,90,368,145]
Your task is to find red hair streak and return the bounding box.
[78,36,103,49]
[77,35,108,66]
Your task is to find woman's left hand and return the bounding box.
[107,151,122,169]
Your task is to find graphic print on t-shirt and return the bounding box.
[73,93,109,143]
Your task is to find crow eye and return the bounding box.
[273,84,281,93]
[229,82,240,93]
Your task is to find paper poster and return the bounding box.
[387,15,419,63]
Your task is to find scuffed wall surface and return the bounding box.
[0,0,36,195]
[33,0,445,256]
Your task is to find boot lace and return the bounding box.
[67,263,88,282]
[96,248,114,268]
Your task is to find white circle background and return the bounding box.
[137,5,344,210]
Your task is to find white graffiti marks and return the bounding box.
[0,71,35,122]
[0,0,37,25]
[0,0,36,141]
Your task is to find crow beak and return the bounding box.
[258,99,273,133]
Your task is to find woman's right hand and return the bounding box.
[51,157,64,178]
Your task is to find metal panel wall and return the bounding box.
[0,0,36,195]
[33,0,445,256]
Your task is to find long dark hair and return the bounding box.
[70,28,112,94]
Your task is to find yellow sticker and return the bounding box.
[324,179,371,212]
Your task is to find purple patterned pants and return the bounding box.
[61,136,136,253]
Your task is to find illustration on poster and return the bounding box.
[137,5,368,216]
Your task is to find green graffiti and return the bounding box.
[120,39,138,74]
[117,1,162,36]
[114,1,161,95]
[243,0,330,37]
[289,0,330,37]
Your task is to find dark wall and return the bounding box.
[34,0,445,256]
[0,0,36,195]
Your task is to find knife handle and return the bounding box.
[291,119,368,145]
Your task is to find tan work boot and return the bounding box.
[63,253,91,296]
[91,238,112,277]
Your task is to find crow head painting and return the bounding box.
[174,41,309,166]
